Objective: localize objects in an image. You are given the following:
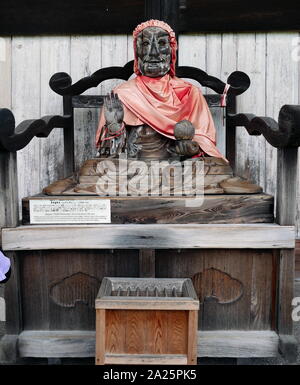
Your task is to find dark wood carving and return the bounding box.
[49,272,100,308]
[50,60,250,97]
[49,61,134,96]
[176,68,250,96]
[192,267,244,304]
[229,105,300,148]
[0,108,71,152]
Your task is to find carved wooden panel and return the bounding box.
[50,272,100,308]
[20,249,139,330]
[192,267,243,304]
[156,249,276,331]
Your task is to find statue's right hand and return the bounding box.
[104,91,124,131]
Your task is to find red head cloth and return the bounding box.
[96,20,227,161]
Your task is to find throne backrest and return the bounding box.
[49,59,249,174]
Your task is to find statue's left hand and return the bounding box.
[175,140,200,157]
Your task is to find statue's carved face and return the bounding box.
[136,26,171,77]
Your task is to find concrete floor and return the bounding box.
[0,282,299,365]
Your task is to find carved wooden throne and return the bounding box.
[0,60,299,363]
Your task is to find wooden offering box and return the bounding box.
[95,277,199,365]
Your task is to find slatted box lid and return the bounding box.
[95,277,199,310]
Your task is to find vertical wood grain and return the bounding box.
[0,37,11,108]
[40,36,70,189]
[178,34,206,92]
[101,35,129,94]
[277,249,295,335]
[236,34,266,187]
[275,147,298,336]
[127,35,134,62]
[105,310,126,353]
[139,249,155,278]
[187,310,198,364]
[297,32,300,238]
[250,251,274,329]
[0,38,18,333]
[167,311,188,354]
[71,36,102,171]
[4,252,23,334]
[95,309,105,365]
[206,34,222,94]
[178,34,207,69]
[12,37,41,202]
[125,310,145,354]
[265,33,299,197]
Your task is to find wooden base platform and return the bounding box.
[15,330,280,359]
[22,193,274,225]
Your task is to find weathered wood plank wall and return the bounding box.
[179,33,300,236]
[1,33,299,236]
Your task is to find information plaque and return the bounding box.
[29,199,111,224]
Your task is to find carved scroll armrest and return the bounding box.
[0,108,72,152]
[175,67,250,96]
[228,105,300,148]
[49,61,134,96]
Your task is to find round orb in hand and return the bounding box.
[174,120,195,140]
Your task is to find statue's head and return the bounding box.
[133,20,177,78]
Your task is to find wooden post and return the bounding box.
[139,249,155,278]
[63,95,74,177]
[275,147,298,362]
[226,94,237,172]
[0,151,18,232]
[187,310,198,365]
[0,150,21,362]
[95,309,106,365]
[145,0,180,36]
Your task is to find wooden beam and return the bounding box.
[275,147,298,343]
[95,297,199,311]
[197,330,279,358]
[2,224,295,251]
[17,330,279,359]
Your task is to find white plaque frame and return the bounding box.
[29,199,111,224]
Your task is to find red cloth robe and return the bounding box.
[96,74,226,160]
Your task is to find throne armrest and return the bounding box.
[0,108,71,152]
[228,105,300,148]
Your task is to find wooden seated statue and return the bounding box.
[43,19,262,197]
